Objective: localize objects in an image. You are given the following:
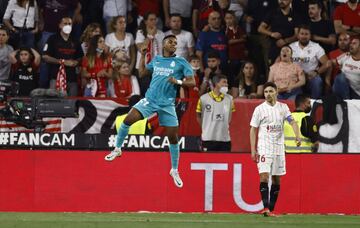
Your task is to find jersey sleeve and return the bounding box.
[284,104,293,123]
[182,59,194,78]
[250,107,260,127]
[196,98,202,113]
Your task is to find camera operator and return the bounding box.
[9,47,40,96]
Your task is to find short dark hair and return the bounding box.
[207,50,220,59]
[263,82,277,90]
[170,13,182,19]
[0,24,9,35]
[189,54,200,62]
[298,24,311,33]
[163,34,177,41]
[308,0,322,9]
[212,74,227,85]
[295,94,311,108]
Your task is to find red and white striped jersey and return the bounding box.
[250,101,292,156]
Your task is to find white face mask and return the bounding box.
[62,25,72,34]
[219,86,228,94]
[96,48,104,53]
[192,66,200,71]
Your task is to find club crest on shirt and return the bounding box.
[170,61,176,67]
[205,104,211,112]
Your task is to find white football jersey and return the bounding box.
[290,41,325,73]
[338,53,360,96]
[250,101,292,156]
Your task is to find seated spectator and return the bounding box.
[180,54,202,99]
[231,61,264,99]
[224,10,247,88]
[289,24,330,99]
[164,13,194,60]
[80,23,102,55]
[81,35,112,97]
[9,47,40,96]
[3,0,39,49]
[199,50,224,95]
[42,16,83,96]
[268,46,306,100]
[195,11,228,71]
[328,33,350,83]
[332,37,360,99]
[105,16,136,73]
[108,61,140,102]
[333,0,360,36]
[0,25,13,81]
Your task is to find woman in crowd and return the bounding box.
[80,23,102,55]
[268,46,306,100]
[108,60,140,103]
[9,47,40,96]
[105,16,136,73]
[81,35,112,97]
[3,0,39,49]
[231,61,264,99]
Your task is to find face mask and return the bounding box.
[96,48,104,54]
[62,25,72,34]
[219,86,228,94]
[192,66,200,70]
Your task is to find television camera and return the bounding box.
[0,81,78,132]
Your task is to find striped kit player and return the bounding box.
[250,82,301,217]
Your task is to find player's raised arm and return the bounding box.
[138,45,151,78]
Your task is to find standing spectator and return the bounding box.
[245,0,278,81]
[308,0,336,53]
[196,74,235,151]
[37,0,79,88]
[108,61,140,101]
[105,16,136,72]
[290,25,330,98]
[258,0,300,64]
[133,0,163,30]
[284,93,319,153]
[250,82,301,217]
[195,11,228,71]
[163,0,193,31]
[103,0,132,34]
[228,0,247,22]
[42,16,83,96]
[268,46,306,100]
[9,47,40,96]
[164,14,194,59]
[328,32,350,82]
[0,0,9,24]
[135,12,164,95]
[80,23,102,55]
[224,10,247,88]
[332,37,360,99]
[192,0,216,37]
[80,0,106,33]
[81,35,112,98]
[333,0,360,36]
[3,0,39,49]
[0,26,13,81]
[231,61,264,99]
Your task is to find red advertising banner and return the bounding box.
[0,150,359,214]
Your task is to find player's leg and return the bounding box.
[257,155,272,216]
[159,106,183,188]
[269,155,286,212]
[105,98,153,161]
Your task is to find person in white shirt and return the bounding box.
[250,82,301,217]
[332,37,360,99]
[105,16,136,72]
[103,0,132,34]
[289,24,331,99]
[3,0,39,48]
[164,14,194,59]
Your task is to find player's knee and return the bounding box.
[259,173,269,183]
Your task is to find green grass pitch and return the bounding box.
[0,212,359,228]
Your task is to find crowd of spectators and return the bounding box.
[0,0,359,103]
